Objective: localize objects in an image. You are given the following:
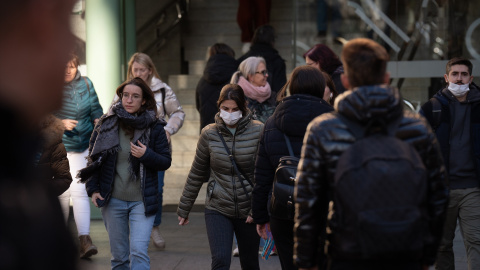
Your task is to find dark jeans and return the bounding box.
[153,171,165,227]
[270,217,297,270]
[329,260,423,270]
[205,208,260,270]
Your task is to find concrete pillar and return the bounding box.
[124,0,137,68]
[85,0,122,112]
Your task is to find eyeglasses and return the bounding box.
[121,93,142,100]
[255,70,268,76]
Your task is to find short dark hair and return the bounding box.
[341,38,389,88]
[446,57,473,75]
[277,65,326,102]
[303,44,343,74]
[116,77,157,116]
[252,25,276,47]
[217,84,248,116]
[209,43,235,58]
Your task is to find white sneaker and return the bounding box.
[241,42,251,54]
[232,247,239,257]
[151,226,166,249]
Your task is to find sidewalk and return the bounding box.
[75,211,281,270]
[74,210,468,270]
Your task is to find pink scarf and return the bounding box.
[237,76,272,103]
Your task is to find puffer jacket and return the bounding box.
[83,115,171,216]
[294,86,448,268]
[252,94,333,224]
[196,54,239,131]
[54,70,103,152]
[177,112,264,219]
[37,115,72,196]
[151,77,185,135]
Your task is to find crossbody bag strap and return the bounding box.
[216,129,253,199]
[283,134,295,157]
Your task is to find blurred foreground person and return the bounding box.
[295,38,448,270]
[0,0,78,269]
[79,78,171,269]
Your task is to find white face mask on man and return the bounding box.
[220,109,242,126]
[448,82,470,97]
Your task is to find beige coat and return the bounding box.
[177,112,264,219]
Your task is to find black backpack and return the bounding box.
[270,134,298,220]
[327,115,428,260]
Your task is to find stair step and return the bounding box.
[171,134,200,152]
[171,151,196,168]
[189,60,206,76]
[182,104,200,121]
[168,74,202,91]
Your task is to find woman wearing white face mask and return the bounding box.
[231,56,277,123]
[177,84,264,270]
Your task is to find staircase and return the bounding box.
[162,0,298,207]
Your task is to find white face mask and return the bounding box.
[448,82,470,97]
[220,109,242,126]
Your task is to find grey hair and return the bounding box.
[230,56,266,84]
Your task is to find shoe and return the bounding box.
[232,247,239,257]
[241,42,251,54]
[151,226,166,249]
[79,235,98,259]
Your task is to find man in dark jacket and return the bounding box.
[420,58,480,270]
[294,38,448,270]
[238,25,287,94]
[0,0,78,269]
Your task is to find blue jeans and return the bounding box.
[101,198,155,270]
[153,171,165,227]
[205,208,260,270]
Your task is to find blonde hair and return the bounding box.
[127,52,161,85]
[230,56,266,84]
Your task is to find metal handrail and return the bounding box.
[137,0,188,53]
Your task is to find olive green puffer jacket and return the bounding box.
[178,112,263,219]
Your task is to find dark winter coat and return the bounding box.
[54,71,103,152]
[83,119,171,216]
[196,54,239,131]
[177,112,264,219]
[295,86,448,268]
[252,94,333,224]
[37,115,72,196]
[420,83,480,187]
[331,65,346,94]
[238,43,287,93]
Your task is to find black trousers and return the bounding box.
[205,208,260,270]
[270,216,298,270]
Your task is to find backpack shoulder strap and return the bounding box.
[430,97,442,130]
[160,87,167,116]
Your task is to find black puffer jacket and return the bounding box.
[238,43,287,93]
[294,86,448,268]
[252,94,333,224]
[37,115,72,196]
[84,119,171,216]
[196,54,239,131]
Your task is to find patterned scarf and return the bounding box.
[79,101,156,182]
[237,76,272,103]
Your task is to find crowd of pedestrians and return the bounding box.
[1,1,477,270]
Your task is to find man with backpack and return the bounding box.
[420,58,480,270]
[294,38,448,270]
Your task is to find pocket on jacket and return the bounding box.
[207,180,216,201]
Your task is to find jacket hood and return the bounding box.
[150,77,168,92]
[203,54,238,85]
[435,82,480,104]
[336,85,403,124]
[273,94,333,137]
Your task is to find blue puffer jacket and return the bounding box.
[84,119,171,216]
[54,71,103,152]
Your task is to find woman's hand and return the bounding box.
[178,216,189,226]
[130,141,147,158]
[91,192,104,207]
[246,215,254,224]
[62,119,78,131]
[256,223,269,240]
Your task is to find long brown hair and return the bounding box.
[277,65,326,102]
[116,77,157,116]
[217,84,248,116]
